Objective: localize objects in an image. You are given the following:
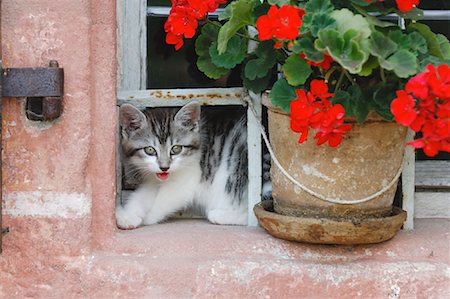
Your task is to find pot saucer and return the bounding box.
[254,200,407,245]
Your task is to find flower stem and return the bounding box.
[380,67,386,83]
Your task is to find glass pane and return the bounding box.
[146,16,243,89]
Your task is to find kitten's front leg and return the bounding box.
[116,185,156,229]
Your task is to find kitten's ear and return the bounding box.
[119,104,147,135]
[174,101,201,131]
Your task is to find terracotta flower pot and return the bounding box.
[254,99,408,244]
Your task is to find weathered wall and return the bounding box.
[0,0,117,255]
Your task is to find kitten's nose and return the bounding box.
[159,166,169,172]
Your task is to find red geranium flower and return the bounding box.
[395,0,419,12]
[391,90,417,126]
[256,5,305,42]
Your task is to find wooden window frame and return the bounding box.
[116,1,450,229]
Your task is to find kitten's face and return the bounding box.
[120,102,201,182]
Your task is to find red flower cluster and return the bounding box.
[290,80,352,147]
[256,5,305,43]
[391,64,450,156]
[165,0,227,50]
[300,53,334,71]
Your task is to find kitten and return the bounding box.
[116,102,251,228]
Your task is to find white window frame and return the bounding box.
[117,1,450,229]
[116,0,262,226]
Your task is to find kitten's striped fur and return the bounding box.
[116,102,251,227]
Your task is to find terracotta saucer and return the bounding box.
[254,200,407,245]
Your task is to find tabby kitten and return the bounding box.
[116,102,250,228]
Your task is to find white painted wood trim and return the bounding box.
[117,88,248,107]
[402,130,415,230]
[247,92,262,226]
[117,0,147,90]
[415,192,450,218]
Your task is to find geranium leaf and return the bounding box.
[292,38,324,62]
[242,69,272,94]
[268,0,290,5]
[302,0,336,37]
[217,0,256,54]
[368,31,397,59]
[315,29,369,74]
[209,36,247,69]
[269,78,297,113]
[195,23,229,79]
[389,31,410,51]
[398,7,423,21]
[195,22,219,57]
[380,49,418,78]
[332,86,368,123]
[358,56,379,77]
[244,41,277,80]
[331,9,371,40]
[372,85,395,121]
[281,54,312,86]
[436,34,450,60]
[197,56,229,79]
[409,23,446,59]
[408,31,428,54]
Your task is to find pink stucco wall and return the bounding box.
[0,0,117,255]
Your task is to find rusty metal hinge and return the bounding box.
[1,60,64,121]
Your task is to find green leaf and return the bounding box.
[388,31,410,51]
[331,85,369,123]
[369,31,417,78]
[241,69,272,94]
[217,0,256,54]
[268,0,290,5]
[315,29,369,74]
[331,9,371,40]
[209,35,247,69]
[358,56,379,77]
[409,22,446,59]
[291,38,324,62]
[368,31,397,59]
[195,23,229,79]
[409,31,428,54]
[302,0,336,37]
[372,85,396,121]
[281,54,312,86]
[269,78,298,113]
[436,34,450,60]
[380,49,418,78]
[244,41,277,80]
[197,56,229,79]
[398,7,423,21]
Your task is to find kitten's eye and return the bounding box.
[170,145,183,155]
[144,146,157,156]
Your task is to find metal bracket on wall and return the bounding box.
[1,60,64,120]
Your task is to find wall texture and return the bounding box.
[0,0,117,256]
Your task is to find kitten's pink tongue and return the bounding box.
[156,172,169,181]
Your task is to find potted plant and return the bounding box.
[164,0,450,244]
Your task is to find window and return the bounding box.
[116,0,262,226]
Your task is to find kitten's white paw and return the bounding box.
[116,206,143,229]
[207,209,247,226]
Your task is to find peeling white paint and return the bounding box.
[4,191,91,218]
